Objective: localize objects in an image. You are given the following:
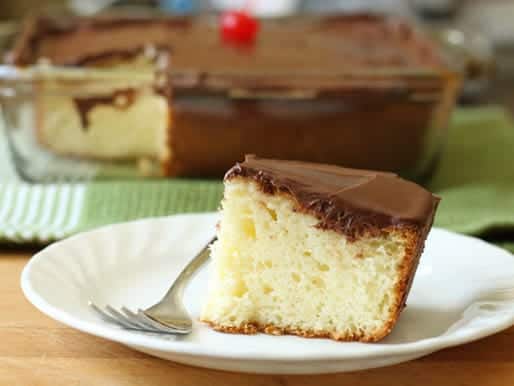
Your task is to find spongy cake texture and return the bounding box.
[201,178,426,342]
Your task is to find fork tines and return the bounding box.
[88,301,190,334]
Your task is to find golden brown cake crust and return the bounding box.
[201,224,429,343]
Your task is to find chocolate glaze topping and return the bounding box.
[8,13,444,93]
[226,155,440,239]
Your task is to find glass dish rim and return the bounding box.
[0,63,460,98]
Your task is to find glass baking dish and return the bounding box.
[0,65,170,181]
[0,13,462,182]
[0,64,461,182]
[0,66,458,182]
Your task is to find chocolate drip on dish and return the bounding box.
[73,88,136,128]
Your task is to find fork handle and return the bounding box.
[160,236,216,302]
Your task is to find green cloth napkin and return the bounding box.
[428,107,514,252]
[0,106,513,252]
[0,180,223,243]
[80,180,223,231]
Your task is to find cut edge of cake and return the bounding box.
[37,51,174,176]
[6,15,175,177]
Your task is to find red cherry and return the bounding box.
[220,11,259,45]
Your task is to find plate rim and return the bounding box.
[21,213,514,362]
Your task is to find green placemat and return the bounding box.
[0,106,513,252]
[429,107,514,251]
[79,180,223,232]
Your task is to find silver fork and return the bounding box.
[89,236,216,334]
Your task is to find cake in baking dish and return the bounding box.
[6,13,458,178]
[201,156,439,342]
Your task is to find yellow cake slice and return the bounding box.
[201,155,439,342]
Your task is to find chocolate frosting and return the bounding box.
[8,14,445,93]
[226,155,440,239]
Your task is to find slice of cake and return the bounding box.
[201,155,440,342]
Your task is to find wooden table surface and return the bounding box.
[1,250,514,385]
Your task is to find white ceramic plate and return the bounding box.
[22,213,514,374]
